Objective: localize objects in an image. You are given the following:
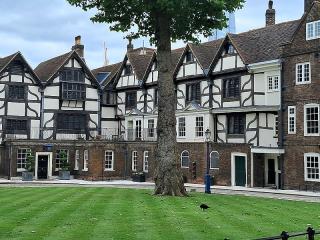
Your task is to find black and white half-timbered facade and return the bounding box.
[0,0,319,191]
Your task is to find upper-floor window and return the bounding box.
[125,91,137,109]
[267,76,280,91]
[60,69,86,100]
[57,113,86,132]
[6,119,27,134]
[178,117,186,137]
[9,61,24,75]
[124,64,132,75]
[195,116,204,137]
[147,119,155,138]
[304,104,319,136]
[274,115,279,137]
[225,43,235,55]
[227,113,245,135]
[223,77,240,99]
[8,85,25,100]
[186,82,201,104]
[306,20,320,40]
[102,91,116,105]
[288,106,296,134]
[296,63,311,84]
[186,51,194,63]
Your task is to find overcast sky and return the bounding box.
[0,0,304,69]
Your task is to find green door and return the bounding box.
[235,156,246,186]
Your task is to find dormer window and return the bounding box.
[306,20,320,40]
[186,51,194,63]
[225,43,235,55]
[124,64,132,75]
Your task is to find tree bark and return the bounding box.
[153,11,187,196]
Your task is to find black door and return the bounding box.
[235,156,246,186]
[38,155,48,179]
[268,159,276,185]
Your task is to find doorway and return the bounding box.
[37,155,48,179]
[232,153,247,187]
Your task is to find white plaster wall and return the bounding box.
[10,75,23,82]
[27,103,40,117]
[85,101,99,112]
[213,59,222,72]
[43,113,54,127]
[184,63,196,76]
[52,77,60,84]
[28,86,41,100]
[101,121,118,130]
[0,101,5,115]
[89,114,99,128]
[85,77,91,85]
[86,88,98,99]
[237,56,245,68]
[74,59,82,68]
[8,102,25,116]
[0,84,5,98]
[44,98,59,110]
[102,107,116,118]
[65,59,72,67]
[24,74,34,84]
[222,56,236,70]
[254,74,265,105]
[228,138,245,144]
[177,68,184,78]
[45,86,59,97]
[30,120,40,139]
[223,101,240,108]
[0,75,9,82]
[217,115,226,143]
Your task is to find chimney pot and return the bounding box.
[127,38,134,52]
[72,35,84,59]
[265,0,275,26]
[75,35,81,45]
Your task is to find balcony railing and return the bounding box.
[3,128,158,142]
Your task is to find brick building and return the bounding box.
[0,0,319,191]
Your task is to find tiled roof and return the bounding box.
[229,20,300,64]
[34,51,73,82]
[92,62,122,86]
[0,52,18,73]
[127,48,155,80]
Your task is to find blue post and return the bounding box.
[205,174,211,194]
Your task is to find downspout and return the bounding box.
[98,89,102,135]
[279,59,285,189]
[39,88,44,139]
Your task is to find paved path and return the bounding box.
[1,178,319,203]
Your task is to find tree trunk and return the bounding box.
[153,11,187,196]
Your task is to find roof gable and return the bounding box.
[92,62,122,89]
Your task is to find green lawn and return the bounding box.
[0,187,319,240]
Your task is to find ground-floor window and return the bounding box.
[210,151,220,169]
[181,150,190,168]
[105,150,114,171]
[304,153,320,182]
[143,151,149,173]
[132,151,138,172]
[55,149,69,170]
[17,148,31,171]
[83,150,89,171]
[74,150,79,170]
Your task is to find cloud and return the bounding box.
[0,0,305,70]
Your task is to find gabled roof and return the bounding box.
[228,20,299,65]
[0,52,42,85]
[34,50,100,88]
[92,62,122,88]
[127,47,155,80]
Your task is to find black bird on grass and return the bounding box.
[200,204,209,211]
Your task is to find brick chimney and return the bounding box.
[127,37,134,52]
[72,35,84,58]
[266,0,275,26]
[305,0,315,12]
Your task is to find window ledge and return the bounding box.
[104,169,115,172]
[304,134,320,137]
[17,168,26,172]
[82,168,88,172]
[210,168,219,170]
[181,166,189,169]
[296,81,311,85]
[305,179,320,182]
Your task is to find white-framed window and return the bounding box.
[267,76,280,91]
[210,151,220,169]
[143,151,149,173]
[74,149,79,170]
[288,106,296,134]
[304,153,320,182]
[304,104,320,136]
[135,120,142,139]
[83,150,89,171]
[296,63,311,84]
[178,117,186,137]
[274,115,279,137]
[132,151,138,172]
[306,20,320,40]
[147,119,155,138]
[195,116,204,137]
[181,150,190,168]
[17,148,31,171]
[55,149,69,171]
[105,150,114,171]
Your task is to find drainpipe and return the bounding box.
[279,59,285,189]
[39,88,44,139]
[98,89,102,135]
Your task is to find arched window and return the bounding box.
[210,151,220,169]
[181,151,190,168]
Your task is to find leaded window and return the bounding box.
[135,120,142,139]
[132,151,138,171]
[210,151,220,169]
[105,150,114,171]
[186,82,201,104]
[60,69,86,100]
[6,119,27,134]
[186,51,194,63]
[223,77,240,99]
[102,91,116,105]
[228,113,245,135]
[17,148,31,170]
[55,149,68,170]
[147,119,155,138]
[124,64,132,75]
[125,91,137,109]
[57,113,86,131]
[8,85,25,100]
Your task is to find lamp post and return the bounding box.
[205,129,211,194]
